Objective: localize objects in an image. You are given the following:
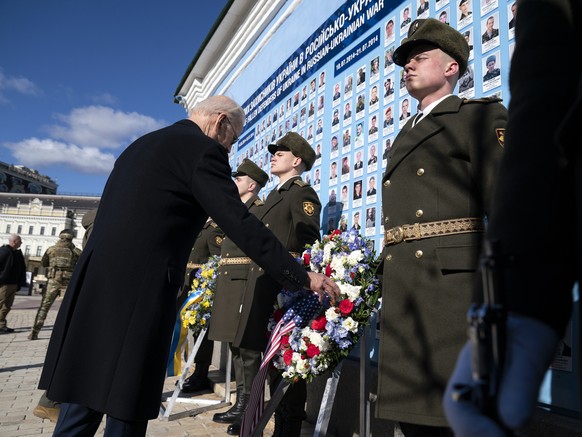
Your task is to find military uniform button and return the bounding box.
[383,180,391,187]
[416,209,423,217]
[224,271,228,275]
[386,254,393,261]
[384,217,389,224]
[415,250,423,258]
[417,168,425,176]
[258,267,263,272]
[265,223,270,228]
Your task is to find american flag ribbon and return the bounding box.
[240,293,322,437]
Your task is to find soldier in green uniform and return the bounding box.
[236,133,320,437]
[28,230,81,341]
[179,218,225,393]
[208,159,268,434]
[379,19,507,436]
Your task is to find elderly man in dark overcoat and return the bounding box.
[378,19,507,436]
[38,96,339,437]
[207,158,268,434]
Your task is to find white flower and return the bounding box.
[339,283,361,301]
[330,256,346,279]
[347,250,363,266]
[322,241,335,263]
[308,331,330,351]
[342,317,359,333]
[325,307,340,321]
[296,357,310,374]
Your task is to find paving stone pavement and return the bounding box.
[0,294,288,437]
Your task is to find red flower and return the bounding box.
[339,299,354,316]
[311,315,327,331]
[331,229,342,237]
[325,264,333,277]
[281,335,290,348]
[303,252,311,266]
[306,344,321,358]
[283,349,294,365]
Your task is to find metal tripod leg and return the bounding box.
[359,318,373,437]
[314,360,344,437]
[159,328,232,421]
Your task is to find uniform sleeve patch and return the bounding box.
[215,236,223,246]
[496,128,505,147]
[303,202,315,216]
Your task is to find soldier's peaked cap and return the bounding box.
[393,18,469,75]
[232,158,269,188]
[268,132,316,170]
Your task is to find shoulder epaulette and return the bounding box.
[293,179,308,187]
[462,96,502,104]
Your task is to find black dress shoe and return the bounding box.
[227,417,242,435]
[0,327,15,334]
[213,391,249,423]
[181,375,211,393]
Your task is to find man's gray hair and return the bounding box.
[8,234,20,243]
[191,95,245,128]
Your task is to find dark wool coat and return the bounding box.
[235,177,321,352]
[38,120,310,421]
[0,245,26,286]
[483,1,581,338]
[378,96,507,426]
[208,195,263,343]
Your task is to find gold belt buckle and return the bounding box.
[392,226,404,243]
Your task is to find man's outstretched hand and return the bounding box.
[307,272,340,303]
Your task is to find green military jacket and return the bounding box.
[234,176,321,351]
[377,95,507,426]
[208,195,264,343]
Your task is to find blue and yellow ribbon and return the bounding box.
[166,290,204,376]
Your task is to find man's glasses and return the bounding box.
[223,115,239,144]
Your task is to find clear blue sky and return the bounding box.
[0,0,229,195]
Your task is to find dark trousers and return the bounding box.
[53,403,148,437]
[398,422,454,437]
[230,344,261,394]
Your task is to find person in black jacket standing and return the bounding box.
[445,1,581,435]
[39,95,339,437]
[0,234,26,334]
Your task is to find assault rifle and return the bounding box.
[452,238,513,434]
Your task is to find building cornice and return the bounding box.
[175,0,300,110]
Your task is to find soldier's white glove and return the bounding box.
[443,313,560,436]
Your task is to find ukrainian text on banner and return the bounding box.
[239,0,399,144]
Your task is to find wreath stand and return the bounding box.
[249,312,376,437]
[159,328,232,421]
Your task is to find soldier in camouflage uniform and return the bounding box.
[28,230,82,340]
